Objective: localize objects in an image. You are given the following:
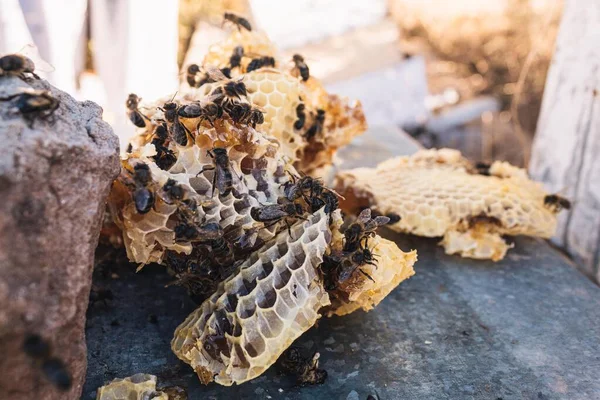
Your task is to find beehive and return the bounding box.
[336,148,562,261]
[96,374,167,400]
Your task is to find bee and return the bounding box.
[544,194,571,212]
[23,334,72,391]
[307,189,339,215]
[467,213,502,228]
[246,55,276,73]
[199,147,235,197]
[283,172,323,202]
[368,208,401,224]
[0,53,39,80]
[227,102,264,128]
[160,99,192,146]
[343,208,389,252]
[322,241,378,291]
[0,90,59,128]
[223,12,252,32]
[292,54,310,81]
[278,347,327,385]
[122,163,155,214]
[294,103,306,130]
[229,46,245,69]
[251,198,307,235]
[186,64,229,88]
[304,109,325,141]
[165,253,218,303]
[186,64,202,87]
[89,285,114,307]
[174,221,223,243]
[150,123,177,170]
[125,93,149,128]
[386,212,401,224]
[474,161,491,176]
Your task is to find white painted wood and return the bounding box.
[529,0,600,281]
[90,0,179,146]
[250,0,387,49]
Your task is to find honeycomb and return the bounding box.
[188,29,367,172]
[171,209,333,386]
[106,22,416,387]
[96,374,168,400]
[336,148,561,261]
[327,235,417,317]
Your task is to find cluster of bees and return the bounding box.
[0,53,59,127]
[119,13,384,308]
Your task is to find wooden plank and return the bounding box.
[529,0,600,281]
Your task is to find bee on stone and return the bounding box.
[198,147,236,198]
[159,99,192,146]
[343,208,389,252]
[245,55,276,73]
[304,109,325,141]
[125,93,150,128]
[278,346,327,385]
[149,123,177,170]
[88,285,114,307]
[22,334,72,391]
[544,194,571,213]
[0,90,59,128]
[292,54,310,81]
[294,103,306,130]
[223,12,252,32]
[0,53,39,80]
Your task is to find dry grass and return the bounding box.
[390,0,562,141]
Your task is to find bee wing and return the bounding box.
[17,44,55,73]
[366,216,390,230]
[203,65,228,82]
[200,93,225,106]
[356,208,372,224]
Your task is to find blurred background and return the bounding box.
[1,0,562,165]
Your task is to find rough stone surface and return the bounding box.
[83,128,600,399]
[0,76,120,399]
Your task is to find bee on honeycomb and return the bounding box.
[335,148,567,261]
[171,209,417,385]
[106,18,416,387]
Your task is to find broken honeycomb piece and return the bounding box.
[171,209,334,386]
[186,29,366,170]
[112,120,292,266]
[327,235,417,316]
[96,374,167,400]
[335,148,560,261]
